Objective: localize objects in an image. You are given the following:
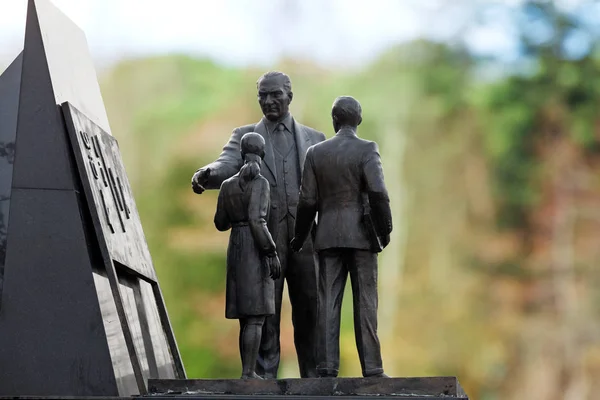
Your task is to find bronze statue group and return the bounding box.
[192,71,393,380]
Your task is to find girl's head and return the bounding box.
[240,132,265,161]
[239,133,265,183]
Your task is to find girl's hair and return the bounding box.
[239,154,261,184]
[239,133,265,188]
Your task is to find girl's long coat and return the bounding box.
[214,172,276,319]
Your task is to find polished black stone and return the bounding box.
[0,3,119,394]
[139,279,177,380]
[10,0,77,191]
[62,103,183,385]
[25,0,112,134]
[93,270,138,395]
[148,377,468,398]
[0,0,184,397]
[0,189,118,396]
[0,53,21,308]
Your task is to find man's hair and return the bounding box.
[257,71,292,94]
[332,96,362,127]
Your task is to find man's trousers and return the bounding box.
[256,215,318,378]
[315,247,383,377]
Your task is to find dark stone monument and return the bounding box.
[0,0,185,397]
[0,2,471,399]
[0,53,22,309]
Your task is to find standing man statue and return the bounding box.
[191,71,325,378]
[291,96,392,378]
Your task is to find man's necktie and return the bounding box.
[272,123,290,154]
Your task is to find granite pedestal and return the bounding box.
[147,377,469,399]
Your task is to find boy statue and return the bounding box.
[291,96,392,378]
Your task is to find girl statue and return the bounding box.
[214,132,281,379]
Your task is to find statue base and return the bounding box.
[147,377,469,399]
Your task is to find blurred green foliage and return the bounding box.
[99,2,600,398]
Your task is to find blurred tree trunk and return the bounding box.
[379,120,409,346]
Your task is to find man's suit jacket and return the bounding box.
[200,117,326,240]
[294,129,393,252]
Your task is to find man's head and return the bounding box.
[257,71,293,122]
[331,96,362,132]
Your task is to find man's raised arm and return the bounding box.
[191,128,246,193]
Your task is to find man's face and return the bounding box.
[258,76,292,122]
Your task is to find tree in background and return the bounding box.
[474,1,600,398]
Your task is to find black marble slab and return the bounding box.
[0,53,22,309]
[0,188,118,396]
[62,103,184,388]
[0,0,184,396]
[148,377,468,398]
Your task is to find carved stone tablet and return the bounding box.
[63,103,185,391]
[64,104,155,280]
